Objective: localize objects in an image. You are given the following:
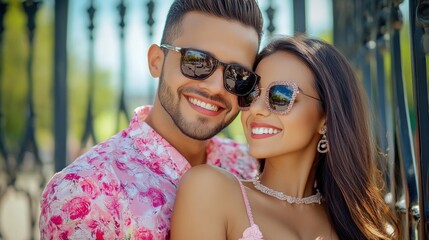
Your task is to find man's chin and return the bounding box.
[179,124,223,140]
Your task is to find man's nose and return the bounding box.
[197,67,226,95]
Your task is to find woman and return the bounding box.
[170,36,399,239]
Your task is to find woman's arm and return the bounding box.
[170,165,231,240]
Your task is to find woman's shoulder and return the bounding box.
[172,166,245,239]
[179,164,240,194]
[175,164,246,210]
[173,165,243,225]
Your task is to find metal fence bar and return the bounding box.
[81,0,98,148]
[374,2,395,213]
[145,0,156,103]
[390,1,419,238]
[18,1,44,239]
[293,0,306,34]
[116,0,130,132]
[375,0,389,155]
[333,0,360,61]
[411,0,429,238]
[18,0,43,168]
[54,0,68,172]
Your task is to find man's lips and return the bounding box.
[184,94,226,117]
[187,97,220,112]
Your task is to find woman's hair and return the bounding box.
[161,0,263,47]
[255,36,399,239]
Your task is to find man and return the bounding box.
[40,0,263,239]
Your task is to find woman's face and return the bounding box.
[241,51,325,159]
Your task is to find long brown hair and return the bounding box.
[161,0,264,47]
[255,36,399,239]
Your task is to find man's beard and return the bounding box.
[157,73,237,140]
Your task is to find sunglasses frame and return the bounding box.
[160,44,260,96]
[238,81,321,115]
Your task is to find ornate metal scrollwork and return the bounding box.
[81,0,98,149]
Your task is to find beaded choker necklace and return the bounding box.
[252,178,323,205]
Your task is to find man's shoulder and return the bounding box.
[209,136,259,180]
[42,131,136,195]
[74,130,132,165]
[40,135,174,238]
[210,136,248,153]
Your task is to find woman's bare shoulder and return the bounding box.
[178,164,239,195]
[171,165,243,239]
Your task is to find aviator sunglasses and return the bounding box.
[160,44,260,96]
[238,81,322,115]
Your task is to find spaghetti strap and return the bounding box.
[233,176,264,239]
[233,175,255,226]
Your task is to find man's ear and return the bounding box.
[147,44,164,78]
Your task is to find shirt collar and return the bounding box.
[127,106,192,182]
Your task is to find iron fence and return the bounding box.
[0,0,427,239]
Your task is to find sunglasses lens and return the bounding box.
[269,85,294,111]
[224,65,258,96]
[181,49,215,79]
[238,88,259,109]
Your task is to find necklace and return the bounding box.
[253,178,323,205]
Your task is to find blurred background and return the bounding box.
[0,0,427,239]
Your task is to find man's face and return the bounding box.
[158,12,259,140]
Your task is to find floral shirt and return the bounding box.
[39,106,258,240]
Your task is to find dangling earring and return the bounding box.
[317,127,328,153]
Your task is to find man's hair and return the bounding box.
[161,0,263,46]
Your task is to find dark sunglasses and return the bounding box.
[238,81,321,115]
[160,44,260,96]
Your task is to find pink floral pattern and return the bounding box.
[61,197,91,220]
[40,106,258,239]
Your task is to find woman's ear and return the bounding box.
[318,117,327,134]
[147,44,164,78]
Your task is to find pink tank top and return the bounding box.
[234,176,264,240]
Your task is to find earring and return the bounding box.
[317,127,328,153]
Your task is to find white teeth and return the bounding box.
[252,127,280,135]
[188,98,219,112]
